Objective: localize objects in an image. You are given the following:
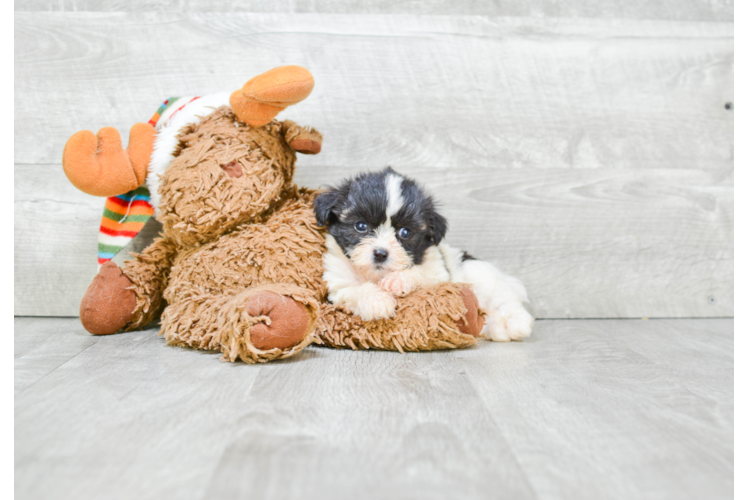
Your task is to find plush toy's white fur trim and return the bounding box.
[146,92,231,216]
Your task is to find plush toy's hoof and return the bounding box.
[456,286,485,337]
[245,291,311,350]
[80,262,138,335]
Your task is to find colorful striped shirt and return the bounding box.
[96,96,200,266]
[97,186,154,265]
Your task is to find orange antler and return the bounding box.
[230,65,315,127]
[62,123,155,197]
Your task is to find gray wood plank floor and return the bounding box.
[14,317,733,500]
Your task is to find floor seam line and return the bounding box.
[16,341,98,396]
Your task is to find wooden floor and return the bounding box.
[14,317,733,500]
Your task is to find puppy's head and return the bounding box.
[314,167,448,281]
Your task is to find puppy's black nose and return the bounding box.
[373,248,389,263]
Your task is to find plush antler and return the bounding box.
[230,65,315,127]
[63,66,313,195]
[62,123,155,197]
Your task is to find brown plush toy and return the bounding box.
[62,66,484,363]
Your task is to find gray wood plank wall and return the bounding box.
[14,7,734,318]
[730,35,748,318]
[14,0,735,22]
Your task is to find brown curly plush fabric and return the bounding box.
[85,106,482,363]
[158,107,304,247]
[315,283,479,352]
[162,283,319,363]
[121,236,180,330]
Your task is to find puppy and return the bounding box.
[314,167,533,341]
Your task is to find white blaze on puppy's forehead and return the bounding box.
[385,172,404,219]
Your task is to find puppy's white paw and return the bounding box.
[379,271,416,297]
[354,289,397,321]
[331,283,397,321]
[483,304,534,342]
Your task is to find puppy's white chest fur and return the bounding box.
[322,234,399,321]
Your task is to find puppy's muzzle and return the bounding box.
[373,248,389,263]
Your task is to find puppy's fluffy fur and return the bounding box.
[314,167,533,341]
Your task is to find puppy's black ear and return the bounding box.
[314,189,343,227]
[430,210,448,245]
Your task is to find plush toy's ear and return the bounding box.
[430,210,448,245]
[314,189,344,227]
[283,120,323,155]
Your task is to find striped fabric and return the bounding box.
[148,96,201,128]
[97,186,154,265]
[147,97,180,127]
[96,96,202,266]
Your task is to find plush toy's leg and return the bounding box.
[315,283,485,352]
[79,236,179,335]
[160,284,319,363]
[120,236,180,330]
[230,66,315,127]
[62,123,155,197]
[80,261,139,335]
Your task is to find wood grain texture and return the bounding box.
[730,104,748,317]
[14,317,734,500]
[298,165,734,319]
[13,12,734,318]
[14,0,735,22]
[14,323,264,500]
[460,318,733,500]
[14,163,101,316]
[14,163,164,316]
[14,317,98,393]
[14,13,733,168]
[14,162,734,318]
[13,0,730,21]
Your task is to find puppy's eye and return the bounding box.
[354,221,369,233]
[398,227,412,239]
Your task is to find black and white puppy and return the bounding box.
[314,167,533,341]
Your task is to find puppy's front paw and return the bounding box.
[483,303,534,342]
[330,283,397,321]
[354,288,397,321]
[379,271,416,297]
